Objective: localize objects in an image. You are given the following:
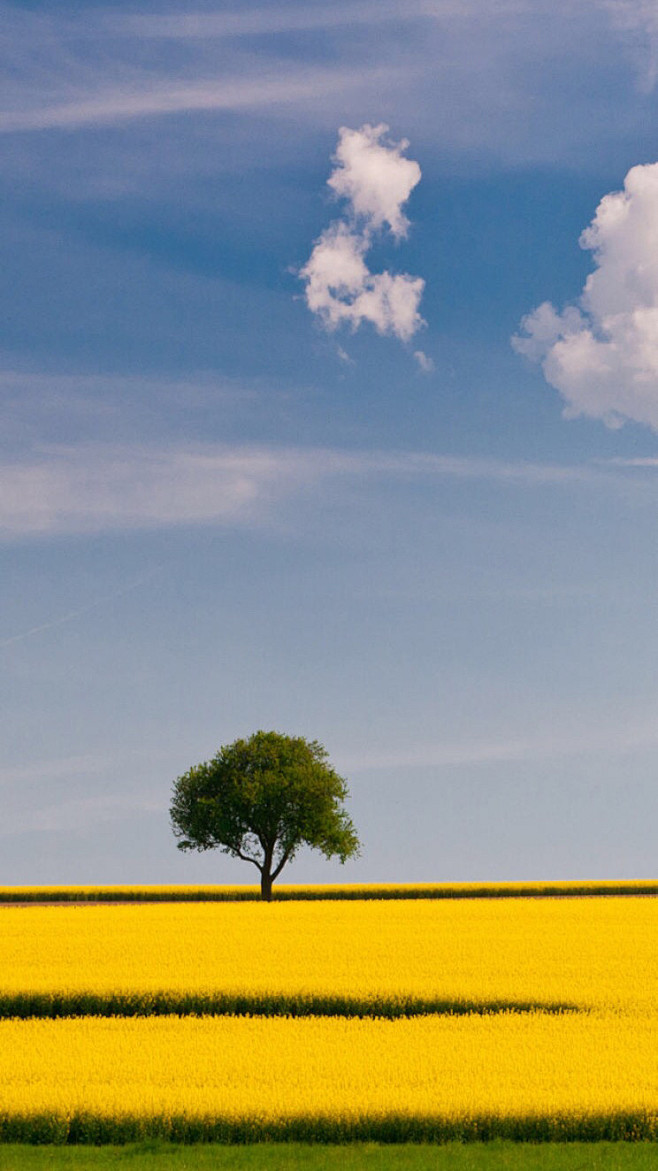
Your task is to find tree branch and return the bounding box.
[233,846,263,872]
[271,848,292,882]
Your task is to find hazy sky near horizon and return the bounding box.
[3,0,658,885]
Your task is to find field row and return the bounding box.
[1,880,657,903]
[0,1012,657,1143]
[0,991,578,1020]
[0,899,655,1013]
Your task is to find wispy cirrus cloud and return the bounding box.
[0,748,168,836]
[0,369,262,445]
[0,68,389,134]
[343,708,658,770]
[0,441,626,541]
[0,0,653,164]
[115,2,644,48]
[109,2,463,39]
[601,0,658,90]
[0,792,164,838]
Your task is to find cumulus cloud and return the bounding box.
[513,161,658,431]
[300,124,425,344]
[327,123,421,238]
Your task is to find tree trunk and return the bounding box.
[260,870,273,901]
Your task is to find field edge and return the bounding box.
[0,880,657,904]
[2,1112,658,1145]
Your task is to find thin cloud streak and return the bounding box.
[0,442,625,541]
[344,712,658,771]
[0,755,116,787]
[345,739,529,771]
[0,0,651,167]
[603,456,658,466]
[601,0,658,90]
[115,3,434,39]
[0,746,174,789]
[0,572,159,649]
[0,68,391,133]
[112,2,566,40]
[1,794,164,838]
[0,369,262,445]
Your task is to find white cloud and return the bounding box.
[0,445,301,537]
[601,0,658,90]
[513,161,658,431]
[300,125,424,345]
[301,221,424,341]
[112,3,525,41]
[343,709,658,771]
[1,793,163,838]
[0,442,617,541]
[0,755,116,786]
[414,350,435,372]
[0,1,653,178]
[604,455,658,466]
[328,123,421,238]
[0,69,386,133]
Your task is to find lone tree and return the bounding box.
[170,730,360,900]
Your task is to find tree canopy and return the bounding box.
[170,730,360,899]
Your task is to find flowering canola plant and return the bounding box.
[0,895,657,1142]
[0,1012,657,1142]
[0,896,656,1015]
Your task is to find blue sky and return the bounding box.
[3,0,658,885]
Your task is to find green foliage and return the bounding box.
[170,731,360,897]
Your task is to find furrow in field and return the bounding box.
[0,991,582,1020]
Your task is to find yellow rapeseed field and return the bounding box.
[0,896,656,1014]
[0,894,657,1141]
[0,1013,657,1142]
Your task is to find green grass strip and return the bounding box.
[0,1140,657,1170]
[0,880,657,903]
[1,1113,658,1145]
[0,992,581,1021]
